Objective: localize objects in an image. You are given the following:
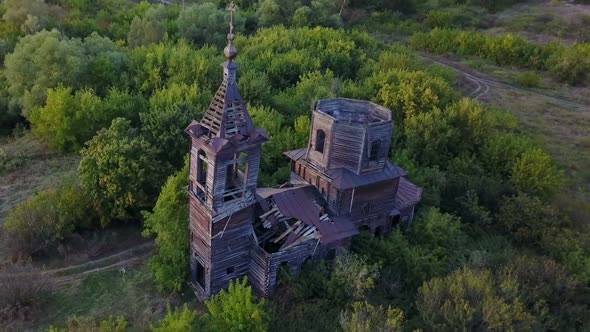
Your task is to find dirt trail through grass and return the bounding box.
[419,53,589,109]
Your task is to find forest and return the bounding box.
[0,0,589,331]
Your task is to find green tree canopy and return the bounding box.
[142,161,189,293]
[78,118,167,224]
[205,277,269,332]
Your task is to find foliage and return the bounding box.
[50,315,128,332]
[497,194,563,245]
[142,161,189,293]
[500,256,590,331]
[150,305,198,332]
[416,267,534,331]
[140,83,208,170]
[177,2,244,47]
[3,177,92,256]
[78,118,167,224]
[29,87,145,152]
[4,30,86,113]
[410,28,590,85]
[329,253,381,303]
[339,301,405,332]
[127,16,165,48]
[511,147,563,199]
[205,277,269,332]
[515,71,541,88]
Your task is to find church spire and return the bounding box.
[197,2,258,140]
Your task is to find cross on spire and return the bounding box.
[224,2,237,60]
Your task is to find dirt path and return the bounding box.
[419,53,589,109]
[0,241,154,285]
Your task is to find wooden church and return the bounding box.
[184,5,422,299]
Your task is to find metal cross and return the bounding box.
[228,2,236,34]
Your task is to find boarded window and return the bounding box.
[315,129,326,153]
[370,139,381,161]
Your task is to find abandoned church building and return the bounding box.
[184,8,422,299]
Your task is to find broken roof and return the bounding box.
[254,185,358,252]
[314,98,391,124]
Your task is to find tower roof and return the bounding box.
[198,2,257,140]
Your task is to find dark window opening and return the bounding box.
[196,260,205,288]
[370,139,381,161]
[226,266,235,275]
[391,215,400,228]
[359,225,370,233]
[327,249,336,260]
[196,150,208,200]
[315,129,326,153]
[362,202,372,214]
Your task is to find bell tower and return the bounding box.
[185,2,269,299]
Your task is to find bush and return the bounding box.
[3,177,93,256]
[151,305,198,332]
[515,71,541,87]
[0,262,53,322]
[205,277,269,332]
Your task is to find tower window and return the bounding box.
[196,150,208,199]
[315,129,326,153]
[226,266,235,274]
[370,139,381,161]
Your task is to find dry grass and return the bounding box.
[0,133,79,225]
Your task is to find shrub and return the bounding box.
[339,301,405,332]
[205,277,269,332]
[0,262,53,321]
[515,71,541,87]
[3,177,93,256]
[151,305,198,332]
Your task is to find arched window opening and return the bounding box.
[315,129,326,153]
[370,139,381,161]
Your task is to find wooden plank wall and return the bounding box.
[329,122,366,172]
[208,205,256,296]
[249,241,271,296]
[306,112,334,171]
[361,121,393,174]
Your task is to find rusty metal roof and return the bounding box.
[256,185,358,245]
[395,177,422,210]
[327,161,404,190]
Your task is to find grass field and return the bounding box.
[27,261,201,331]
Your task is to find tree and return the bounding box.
[339,301,405,332]
[151,305,199,332]
[78,118,167,224]
[511,147,563,199]
[4,30,86,114]
[2,0,49,33]
[416,267,534,331]
[177,3,244,47]
[29,87,146,152]
[500,256,590,331]
[497,194,563,245]
[329,253,381,303]
[140,83,208,171]
[127,16,166,48]
[205,277,269,332]
[256,0,282,26]
[142,161,189,293]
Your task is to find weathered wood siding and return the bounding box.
[328,122,366,172]
[306,112,334,171]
